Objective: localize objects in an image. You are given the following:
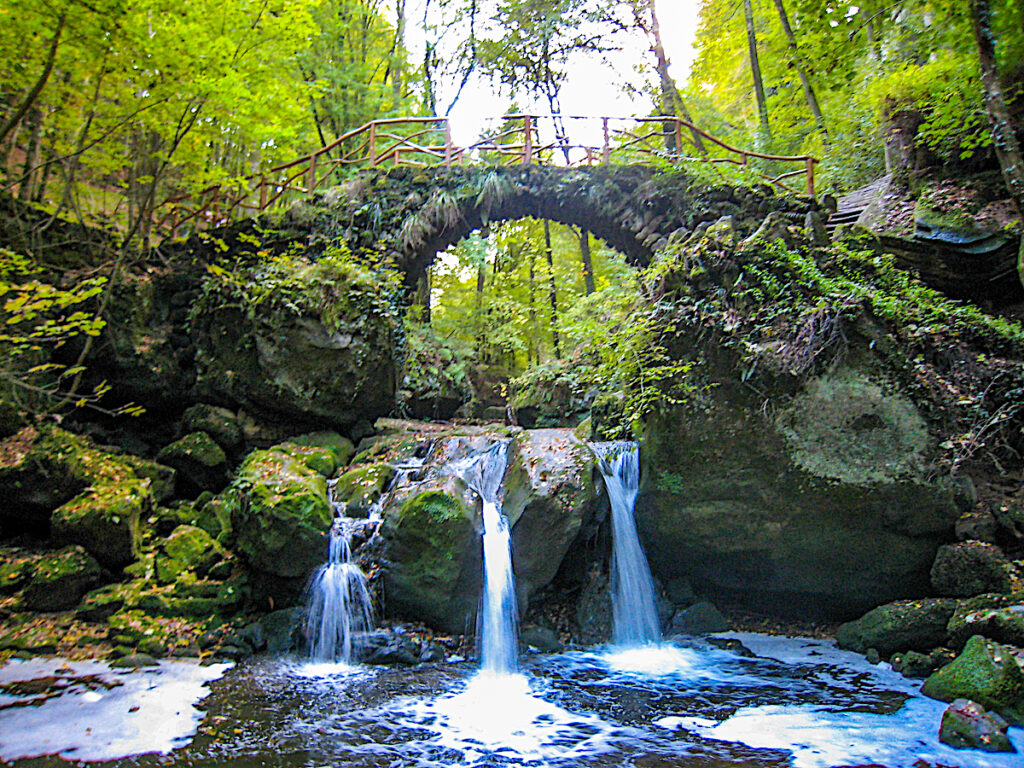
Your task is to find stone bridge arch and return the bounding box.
[330,165,818,289]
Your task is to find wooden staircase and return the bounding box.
[826,175,892,235]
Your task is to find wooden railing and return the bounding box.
[155,115,817,238]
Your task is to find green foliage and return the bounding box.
[400,319,472,405]
[0,247,137,416]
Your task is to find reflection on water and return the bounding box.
[3,635,1023,767]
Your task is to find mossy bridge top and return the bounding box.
[157,114,818,240]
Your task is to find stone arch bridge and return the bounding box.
[318,164,820,290]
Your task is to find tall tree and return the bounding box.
[743,0,771,140]
[543,219,561,358]
[769,0,827,141]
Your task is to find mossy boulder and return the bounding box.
[948,595,1024,650]
[157,431,228,496]
[20,546,103,611]
[922,635,1024,725]
[194,496,234,544]
[288,431,355,469]
[155,525,224,583]
[835,598,959,657]
[276,442,337,478]
[52,480,149,569]
[0,426,158,535]
[228,448,332,591]
[502,429,599,610]
[639,363,959,620]
[117,454,177,503]
[939,699,1015,753]
[181,403,243,451]
[931,541,1016,597]
[333,462,395,517]
[380,478,480,633]
[190,255,398,430]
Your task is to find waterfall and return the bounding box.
[592,442,661,646]
[304,491,375,663]
[450,441,518,674]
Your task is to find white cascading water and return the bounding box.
[450,441,518,674]
[592,441,661,646]
[304,486,375,663]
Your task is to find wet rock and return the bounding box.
[835,598,958,657]
[76,584,128,622]
[955,509,999,544]
[575,569,613,645]
[921,635,1024,725]
[288,431,356,469]
[947,595,1024,650]
[521,624,563,653]
[380,477,480,634]
[665,577,697,608]
[20,546,103,611]
[931,541,1015,597]
[360,629,421,665]
[891,648,956,678]
[228,448,332,585]
[110,653,160,668]
[503,429,599,612]
[157,431,228,496]
[333,463,395,517]
[276,442,338,479]
[52,481,149,569]
[939,699,1016,752]
[670,601,730,636]
[181,404,243,452]
[639,364,959,620]
[257,608,302,653]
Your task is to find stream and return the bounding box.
[3,634,1023,767]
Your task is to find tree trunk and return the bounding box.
[528,246,538,364]
[646,0,706,155]
[743,0,771,140]
[543,220,561,358]
[413,267,431,323]
[770,0,827,141]
[579,228,595,295]
[19,109,43,202]
[0,12,65,147]
[392,0,406,108]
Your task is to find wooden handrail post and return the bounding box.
[307,154,317,197]
[523,115,533,165]
[805,157,815,197]
[369,122,377,165]
[602,118,611,164]
[444,120,452,167]
[674,120,683,156]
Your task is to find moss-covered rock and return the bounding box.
[0,426,157,535]
[835,598,958,657]
[333,462,395,516]
[162,524,223,576]
[52,480,149,569]
[20,546,103,611]
[116,454,177,503]
[380,479,480,633]
[276,443,337,478]
[948,595,1024,650]
[931,541,1015,597]
[939,699,1016,753]
[288,431,355,469]
[156,431,228,496]
[194,496,234,545]
[922,635,1024,725]
[181,403,243,451]
[227,449,332,599]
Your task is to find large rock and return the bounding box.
[181,404,243,451]
[380,477,481,633]
[939,699,1016,753]
[20,546,103,611]
[190,256,398,430]
[227,448,332,597]
[639,364,959,619]
[333,463,395,517]
[931,541,1015,597]
[378,427,600,633]
[52,480,149,569]
[835,598,958,656]
[922,635,1024,725]
[157,431,228,496]
[947,595,1024,650]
